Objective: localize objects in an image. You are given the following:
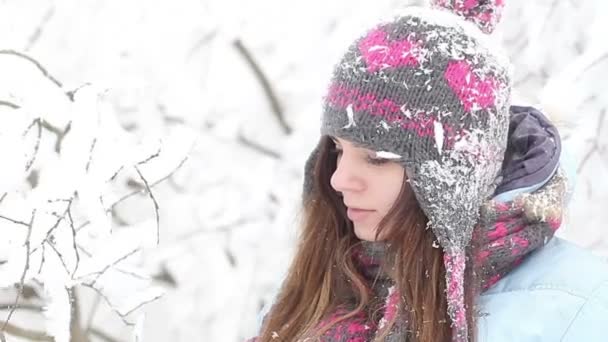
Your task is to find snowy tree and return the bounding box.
[0,50,193,341]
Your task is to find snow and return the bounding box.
[434,120,445,155]
[375,151,402,159]
[1,0,608,341]
[343,103,357,128]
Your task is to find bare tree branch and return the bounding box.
[24,6,55,52]
[80,284,135,327]
[85,292,101,331]
[576,52,608,82]
[1,209,36,333]
[122,291,163,317]
[136,147,161,166]
[0,321,52,341]
[88,327,120,342]
[37,243,46,274]
[85,137,98,172]
[23,118,42,172]
[114,155,188,206]
[0,50,63,88]
[47,240,74,276]
[40,120,72,153]
[237,132,281,160]
[67,205,81,275]
[65,82,92,102]
[187,30,217,59]
[233,39,292,135]
[0,303,43,312]
[31,197,74,255]
[134,165,160,245]
[578,109,606,173]
[0,100,19,109]
[76,155,189,234]
[69,288,90,342]
[77,248,140,286]
[0,214,30,227]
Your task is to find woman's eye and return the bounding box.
[366,156,389,165]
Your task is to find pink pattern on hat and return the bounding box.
[326,83,459,147]
[444,60,499,112]
[358,28,424,72]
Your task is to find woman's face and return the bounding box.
[329,136,406,241]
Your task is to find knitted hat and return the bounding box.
[310,1,512,341]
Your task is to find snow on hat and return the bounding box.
[307,1,512,340]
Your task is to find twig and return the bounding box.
[237,132,281,159]
[134,166,160,245]
[0,303,43,312]
[80,284,135,326]
[114,155,188,207]
[0,214,30,227]
[89,327,120,342]
[122,291,163,317]
[37,243,46,274]
[77,248,140,286]
[85,137,98,172]
[108,165,124,182]
[574,53,608,82]
[0,321,52,341]
[85,292,101,331]
[232,39,292,135]
[23,118,42,172]
[31,197,74,255]
[77,155,189,233]
[67,205,80,275]
[40,120,72,153]
[65,82,92,102]
[1,209,36,332]
[578,109,606,173]
[47,240,73,276]
[77,245,93,258]
[0,50,62,88]
[187,30,218,59]
[0,100,19,109]
[24,6,55,52]
[136,147,161,166]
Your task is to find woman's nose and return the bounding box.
[330,152,365,194]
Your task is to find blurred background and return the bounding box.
[1,0,607,341]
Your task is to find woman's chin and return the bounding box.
[354,225,380,241]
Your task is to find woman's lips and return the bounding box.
[346,207,375,222]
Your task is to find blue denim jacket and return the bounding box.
[476,149,608,341]
[477,236,608,341]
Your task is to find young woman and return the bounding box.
[248,1,608,341]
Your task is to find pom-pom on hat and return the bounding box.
[431,0,507,34]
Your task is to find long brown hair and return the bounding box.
[257,136,479,341]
